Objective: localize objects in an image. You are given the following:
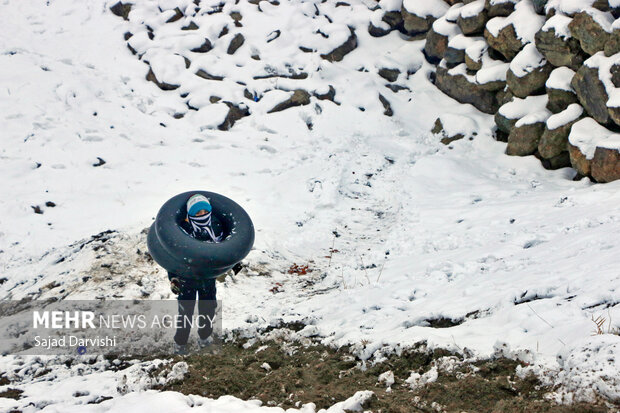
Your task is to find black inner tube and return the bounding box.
[147,191,255,279]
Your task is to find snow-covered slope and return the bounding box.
[1,0,620,410]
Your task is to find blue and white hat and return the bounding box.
[187,194,212,217]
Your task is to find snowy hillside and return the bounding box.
[1,0,620,411]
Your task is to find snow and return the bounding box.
[541,14,573,39]
[546,66,576,91]
[509,43,547,78]
[465,39,488,63]
[569,118,620,158]
[515,108,551,127]
[546,104,583,131]
[402,0,449,18]
[498,95,548,120]
[2,0,620,411]
[448,34,484,51]
[545,0,597,14]
[459,0,485,19]
[432,17,461,37]
[485,0,545,44]
[444,3,465,23]
[476,62,509,84]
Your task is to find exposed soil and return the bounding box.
[157,336,617,412]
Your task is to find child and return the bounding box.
[169,194,223,355]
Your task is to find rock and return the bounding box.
[368,21,391,37]
[568,117,620,182]
[313,85,336,101]
[320,27,357,62]
[166,7,184,23]
[457,9,487,35]
[539,104,584,159]
[485,0,515,17]
[191,38,213,53]
[435,65,500,114]
[227,33,245,55]
[484,24,524,60]
[378,68,401,82]
[268,89,311,113]
[547,88,579,114]
[110,1,132,20]
[541,152,571,169]
[219,102,250,130]
[424,27,450,64]
[506,62,552,97]
[605,28,620,56]
[568,11,612,55]
[195,69,224,81]
[495,94,548,134]
[506,121,546,156]
[382,11,404,31]
[182,21,199,30]
[379,94,393,116]
[506,44,552,98]
[465,53,482,71]
[401,6,436,37]
[591,146,620,182]
[432,117,465,144]
[568,142,591,176]
[444,47,466,68]
[571,65,610,124]
[496,88,514,107]
[532,0,548,15]
[534,24,586,70]
[146,67,180,90]
[546,66,578,113]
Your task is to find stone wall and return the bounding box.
[374,0,620,183]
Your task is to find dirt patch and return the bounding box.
[156,336,616,412]
[0,388,24,400]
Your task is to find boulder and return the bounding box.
[444,47,466,68]
[432,117,465,144]
[532,0,547,15]
[268,89,311,113]
[506,121,546,156]
[146,67,180,90]
[110,1,132,20]
[227,33,245,55]
[568,143,591,176]
[424,27,450,63]
[382,11,404,31]
[546,66,578,113]
[591,146,620,182]
[571,65,610,124]
[568,117,620,182]
[378,68,401,82]
[401,0,448,37]
[476,62,509,91]
[320,27,357,62]
[379,94,394,116]
[495,94,548,134]
[506,44,553,98]
[484,24,524,60]
[605,27,620,56]
[219,102,250,130]
[534,19,586,70]
[436,65,500,114]
[539,104,584,159]
[485,0,515,17]
[457,1,487,35]
[402,12,435,37]
[541,152,571,169]
[568,11,612,55]
[191,38,213,53]
[368,21,391,37]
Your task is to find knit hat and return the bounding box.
[187,194,212,217]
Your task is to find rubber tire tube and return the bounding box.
[147,191,254,279]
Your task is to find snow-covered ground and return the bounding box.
[1,0,620,411]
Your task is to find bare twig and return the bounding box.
[376,260,386,283]
[359,256,370,285]
[527,303,566,346]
